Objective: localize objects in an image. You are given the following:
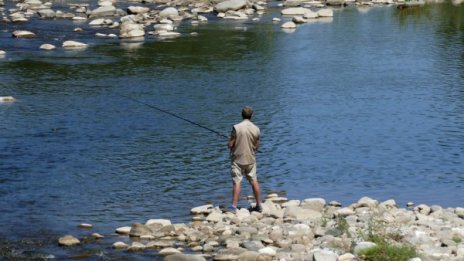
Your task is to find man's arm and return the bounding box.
[255,136,260,151]
[228,128,236,150]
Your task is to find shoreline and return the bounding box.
[57,195,464,260]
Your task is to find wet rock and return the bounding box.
[115,226,131,235]
[78,223,93,228]
[37,8,55,18]
[62,40,88,48]
[91,233,104,239]
[292,16,305,24]
[281,21,296,29]
[58,235,80,246]
[127,6,149,14]
[129,242,146,251]
[317,8,333,17]
[112,241,129,249]
[12,30,35,38]
[40,43,56,50]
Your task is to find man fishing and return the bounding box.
[227,106,262,212]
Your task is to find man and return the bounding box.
[227,106,262,212]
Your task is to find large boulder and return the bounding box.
[215,0,247,12]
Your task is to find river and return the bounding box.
[0,2,463,259]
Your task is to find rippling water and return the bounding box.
[0,2,463,259]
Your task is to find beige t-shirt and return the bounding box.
[230,119,260,165]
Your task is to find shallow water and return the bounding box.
[0,2,463,259]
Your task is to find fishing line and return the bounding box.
[112,91,229,139]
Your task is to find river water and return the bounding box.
[0,2,463,259]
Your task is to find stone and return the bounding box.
[90,5,116,17]
[129,242,146,251]
[154,24,174,31]
[129,223,153,237]
[281,7,311,15]
[335,207,355,217]
[258,247,276,256]
[242,241,264,251]
[127,6,149,14]
[146,240,175,248]
[414,204,432,215]
[62,40,88,48]
[455,207,464,218]
[313,249,338,261]
[119,22,145,38]
[164,254,207,261]
[237,251,260,261]
[215,0,247,12]
[281,21,296,29]
[89,18,106,26]
[317,8,333,17]
[206,211,224,222]
[37,9,55,18]
[115,226,131,234]
[0,96,15,102]
[40,44,55,50]
[191,204,214,214]
[112,241,129,249]
[380,199,397,209]
[159,7,179,17]
[146,219,172,227]
[337,253,356,261]
[58,235,80,246]
[353,241,377,255]
[91,233,104,239]
[285,206,322,220]
[292,16,306,24]
[301,198,326,211]
[159,247,181,255]
[303,10,318,19]
[12,30,35,38]
[78,223,93,228]
[326,0,345,5]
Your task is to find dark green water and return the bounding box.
[0,3,463,259]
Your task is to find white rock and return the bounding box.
[317,8,333,17]
[159,7,178,17]
[353,241,377,255]
[158,31,181,37]
[40,44,55,50]
[313,249,338,261]
[98,0,113,7]
[78,223,93,228]
[127,6,150,14]
[112,241,129,249]
[91,233,104,239]
[272,17,281,22]
[12,30,35,38]
[215,0,247,12]
[72,16,87,21]
[89,18,105,25]
[146,219,171,227]
[206,211,223,222]
[58,235,80,246]
[0,51,6,56]
[336,207,355,217]
[292,16,306,23]
[338,253,356,261]
[303,10,318,19]
[119,22,145,38]
[154,23,174,31]
[281,7,311,15]
[159,247,181,255]
[37,9,55,18]
[62,40,88,48]
[129,242,145,251]
[90,5,116,17]
[456,207,464,218]
[258,247,276,256]
[115,226,131,234]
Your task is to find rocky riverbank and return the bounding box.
[0,0,452,55]
[58,195,464,260]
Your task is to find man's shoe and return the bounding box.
[248,205,263,213]
[222,205,238,213]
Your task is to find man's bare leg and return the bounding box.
[232,182,241,208]
[250,180,261,207]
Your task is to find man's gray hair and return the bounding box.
[242,106,253,119]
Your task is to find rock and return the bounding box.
[215,0,247,12]
[12,30,35,38]
[206,211,224,222]
[62,40,88,48]
[292,16,306,24]
[338,253,356,261]
[313,249,338,261]
[91,233,104,239]
[115,226,131,235]
[154,24,174,31]
[119,22,145,38]
[0,96,15,102]
[303,10,318,19]
[37,9,55,18]
[127,6,150,14]
[78,223,93,228]
[335,207,355,217]
[414,204,432,215]
[301,198,326,211]
[242,241,264,251]
[164,254,207,261]
[237,251,260,261]
[317,8,334,17]
[146,240,175,248]
[328,200,342,207]
[159,7,179,17]
[258,247,276,256]
[129,223,153,237]
[159,247,182,255]
[40,44,55,50]
[326,0,345,5]
[146,219,172,227]
[90,5,116,17]
[353,241,377,255]
[456,207,464,218]
[191,204,214,215]
[285,206,322,220]
[112,241,129,249]
[89,18,106,26]
[281,21,296,29]
[281,7,311,15]
[58,235,80,246]
[129,242,146,251]
[380,199,397,209]
[272,17,281,22]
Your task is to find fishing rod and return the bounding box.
[112,91,229,139]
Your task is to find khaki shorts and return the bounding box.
[231,162,257,184]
